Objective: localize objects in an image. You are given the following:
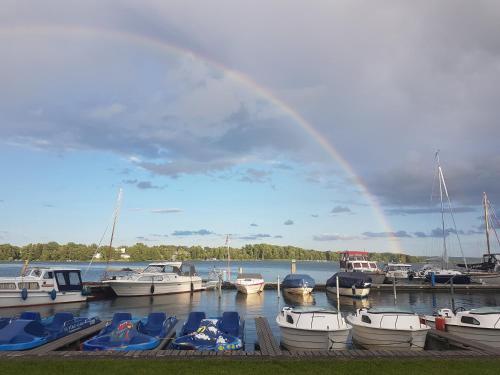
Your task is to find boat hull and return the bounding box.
[0,291,86,308]
[279,326,350,351]
[104,279,203,297]
[326,286,370,298]
[426,320,500,348]
[470,273,500,285]
[351,325,428,350]
[235,282,264,294]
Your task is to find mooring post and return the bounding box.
[336,275,340,312]
[450,276,455,311]
[291,259,296,274]
[393,275,397,304]
[277,275,280,299]
[431,272,436,287]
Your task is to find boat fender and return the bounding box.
[50,289,57,300]
[435,316,446,331]
[150,284,155,294]
[351,286,356,295]
[21,288,28,300]
[408,273,414,281]
[191,282,194,292]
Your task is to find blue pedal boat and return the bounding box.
[82,312,177,351]
[0,311,101,351]
[172,311,244,351]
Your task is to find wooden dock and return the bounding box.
[255,317,282,356]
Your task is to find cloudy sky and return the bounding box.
[1,1,500,256]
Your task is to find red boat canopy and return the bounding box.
[337,250,369,256]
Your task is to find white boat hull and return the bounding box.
[235,282,264,294]
[105,278,203,297]
[470,274,500,285]
[279,326,350,351]
[0,291,86,308]
[426,320,500,348]
[283,287,313,296]
[326,286,370,298]
[351,325,428,350]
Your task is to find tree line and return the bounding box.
[0,242,425,263]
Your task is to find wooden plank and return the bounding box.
[254,317,281,356]
[28,321,107,354]
[152,320,178,351]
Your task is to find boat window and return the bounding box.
[143,265,165,273]
[153,276,163,282]
[361,315,371,324]
[286,315,294,324]
[353,262,361,268]
[18,282,40,290]
[43,272,54,279]
[56,272,67,286]
[138,276,154,282]
[68,271,82,286]
[0,283,16,290]
[30,269,42,277]
[369,263,377,269]
[460,316,480,326]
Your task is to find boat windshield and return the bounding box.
[368,306,415,314]
[292,307,338,314]
[470,307,500,315]
[23,268,42,278]
[143,265,165,273]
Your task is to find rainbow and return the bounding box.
[0,24,401,252]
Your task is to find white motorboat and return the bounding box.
[0,267,87,308]
[276,307,352,351]
[104,262,203,297]
[384,263,415,280]
[347,307,430,350]
[339,251,386,284]
[326,272,371,298]
[234,273,265,294]
[423,307,500,348]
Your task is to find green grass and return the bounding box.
[1,358,499,375]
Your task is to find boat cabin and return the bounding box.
[0,268,83,292]
[339,251,378,272]
[142,262,197,277]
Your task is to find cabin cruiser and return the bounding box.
[384,263,416,281]
[423,268,471,284]
[347,307,430,350]
[276,307,351,351]
[281,274,315,295]
[103,262,203,297]
[423,307,500,348]
[234,273,265,294]
[339,251,386,284]
[326,272,371,298]
[0,267,87,308]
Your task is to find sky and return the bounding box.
[1,1,500,256]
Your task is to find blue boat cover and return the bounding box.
[281,274,315,289]
[0,318,10,330]
[19,312,41,322]
[172,318,243,351]
[326,272,372,288]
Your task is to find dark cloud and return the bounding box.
[172,229,214,236]
[330,205,351,214]
[415,227,483,238]
[250,223,258,227]
[239,168,272,183]
[313,234,358,241]
[43,203,55,208]
[362,231,412,238]
[310,214,319,218]
[284,219,294,226]
[122,179,163,190]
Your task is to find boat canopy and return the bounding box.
[367,306,415,315]
[282,274,315,288]
[326,272,372,288]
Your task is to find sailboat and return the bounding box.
[422,153,470,284]
[459,193,500,284]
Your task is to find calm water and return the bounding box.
[1,260,499,348]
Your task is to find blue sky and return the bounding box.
[1,1,500,256]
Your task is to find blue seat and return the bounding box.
[137,312,166,337]
[180,312,206,335]
[220,312,240,337]
[0,319,48,350]
[19,312,41,322]
[44,312,74,334]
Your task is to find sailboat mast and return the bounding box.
[484,192,491,255]
[103,188,123,280]
[438,165,448,270]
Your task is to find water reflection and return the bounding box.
[325,291,369,312]
[282,291,315,306]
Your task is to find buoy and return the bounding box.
[50,289,57,300]
[150,284,155,294]
[435,316,446,331]
[21,288,28,300]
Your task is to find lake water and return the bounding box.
[1,260,499,349]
